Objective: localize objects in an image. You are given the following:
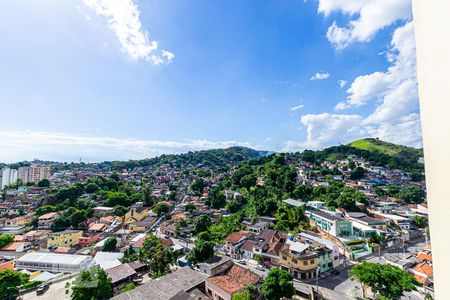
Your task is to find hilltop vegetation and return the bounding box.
[300,138,424,174]
[109,146,271,170]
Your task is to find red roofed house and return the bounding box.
[206,264,260,300]
[37,212,59,230]
[409,262,433,286]
[223,231,249,259]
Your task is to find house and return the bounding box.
[106,263,137,288]
[252,229,287,265]
[382,253,415,270]
[223,231,249,259]
[305,210,352,238]
[198,256,233,277]
[47,230,82,249]
[279,239,319,280]
[307,201,325,210]
[78,235,101,248]
[409,262,433,286]
[111,267,208,300]
[4,214,34,227]
[88,223,107,233]
[1,242,32,253]
[205,264,260,300]
[124,202,149,229]
[37,212,59,230]
[243,221,268,234]
[298,232,341,269]
[93,251,124,270]
[128,216,157,233]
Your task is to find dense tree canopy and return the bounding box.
[261,268,295,300]
[0,269,29,299]
[349,261,420,300]
[71,267,113,300]
[138,234,176,278]
[102,237,118,252]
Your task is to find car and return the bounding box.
[36,284,49,295]
[330,269,340,276]
[237,260,247,265]
[255,266,265,271]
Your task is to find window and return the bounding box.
[282,256,287,260]
[310,259,315,264]
[303,261,308,266]
[292,259,297,264]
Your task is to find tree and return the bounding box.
[143,186,154,207]
[114,205,128,216]
[232,285,258,300]
[37,178,50,187]
[85,183,99,194]
[102,237,117,252]
[0,235,14,249]
[186,235,215,264]
[191,178,206,195]
[138,234,176,278]
[349,261,420,299]
[71,267,113,300]
[153,203,170,217]
[36,205,57,216]
[261,268,295,300]
[350,166,366,180]
[413,216,427,228]
[398,186,426,204]
[194,215,211,234]
[0,269,29,299]
[226,200,240,213]
[184,203,196,214]
[104,192,129,207]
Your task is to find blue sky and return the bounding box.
[0,0,421,162]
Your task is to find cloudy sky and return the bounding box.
[0,0,421,162]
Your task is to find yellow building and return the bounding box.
[124,202,149,230]
[47,230,82,248]
[5,214,35,227]
[279,239,318,280]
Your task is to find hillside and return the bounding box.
[109,146,271,170]
[303,138,424,173]
[349,138,423,157]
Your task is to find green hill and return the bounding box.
[349,138,422,157]
[109,146,271,170]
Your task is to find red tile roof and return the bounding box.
[225,231,248,245]
[207,265,260,294]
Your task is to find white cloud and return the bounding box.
[290,104,305,111]
[288,22,421,152]
[310,72,330,80]
[262,137,271,143]
[318,0,412,49]
[338,80,347,89]
[0,131,254,163]
[82,0,174,64]
[336,21,418,119]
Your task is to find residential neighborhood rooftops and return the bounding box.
[38,212,58,219]
[307,210,345,221]
[283,199,306,207]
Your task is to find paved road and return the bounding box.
[22,278,74,300]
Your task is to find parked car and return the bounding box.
[36,284,49,295]
[256,266,265,271]
[237,260,246,265]
[330,269,340,276]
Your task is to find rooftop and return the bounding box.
[17,252,92,266]
[207,264,260,294]
[112,267,208,300]
[106,263,136,284]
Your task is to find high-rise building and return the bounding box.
[1,168,18,189]
[18,165,51,183]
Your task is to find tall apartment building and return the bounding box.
[18,165,51,183]
[1,168,18,189]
